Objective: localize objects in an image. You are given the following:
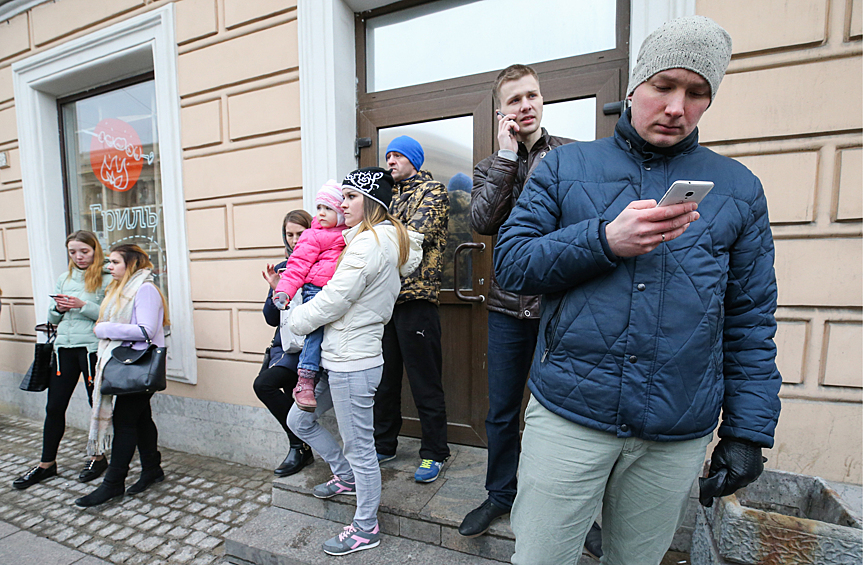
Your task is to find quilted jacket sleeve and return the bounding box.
[471,152,518,235]
[275,229,321,300]
[288,236,372,336]
[494,149,618,295]
[718,179,782,448]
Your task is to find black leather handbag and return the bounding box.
[100,326,167,395]
[19,323,57,392]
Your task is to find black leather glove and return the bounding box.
[698,438,766,507]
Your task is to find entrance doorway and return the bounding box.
[355,0,630,446]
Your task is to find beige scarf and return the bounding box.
[86,269,154,456]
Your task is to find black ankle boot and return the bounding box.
[274,443,313,477]
[126,467,165,495]
[75,481,125,507]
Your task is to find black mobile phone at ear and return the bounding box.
[496,110,516,136]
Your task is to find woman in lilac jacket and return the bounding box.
[75,244,169,507]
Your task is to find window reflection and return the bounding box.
[379,117,473,291]
[366,0,616,92]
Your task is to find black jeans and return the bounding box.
[253,365,303,446]
[42,347,96,462]
[485,311,540,509]
[375,300,449,461]
[104,392,158,485]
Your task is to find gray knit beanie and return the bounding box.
[627,15,732,103]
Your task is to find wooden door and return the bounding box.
[355,0,629,447]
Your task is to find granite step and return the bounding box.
[224,506,508,565]
[271,438,517,562]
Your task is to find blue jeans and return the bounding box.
[485,311,540,509]
[287,366,382,532]
[297,284,322,372]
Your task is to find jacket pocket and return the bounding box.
[540,295,568,363]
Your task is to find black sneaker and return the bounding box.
[12,463,57,490]
[458,498,509,537]
[78,457,108,483]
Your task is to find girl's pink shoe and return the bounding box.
[293,369,317,412]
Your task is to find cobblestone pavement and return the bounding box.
[0,413,275,564]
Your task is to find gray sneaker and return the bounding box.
[312,475,356,499]
[322,521,380,556]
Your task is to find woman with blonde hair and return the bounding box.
[286,167,423,555]
[75,244,169,507]
[13,231,112,490]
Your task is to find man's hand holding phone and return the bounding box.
[605,200,700,258]
[496,110,519,152]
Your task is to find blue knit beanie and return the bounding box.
[448,172,472,193]
[385,136,424,172]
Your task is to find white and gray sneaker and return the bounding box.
[322,521,380,556]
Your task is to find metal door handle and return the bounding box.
[454,242,486,303]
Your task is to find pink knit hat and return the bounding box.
[316,180,345,226]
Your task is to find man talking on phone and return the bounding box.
[494,16,782,565]
[462,64,604,556]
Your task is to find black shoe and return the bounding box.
[458,498,510,537]
[12,463,57,490]
[584,521,603,559]
[75,482,125,507]
[126,467,165,495]
[78,457,108,483]
[274,444,313,477]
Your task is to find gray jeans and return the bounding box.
[511,395,711,565]
[287,366,382,531]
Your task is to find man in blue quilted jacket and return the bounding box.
[494,16,782,565]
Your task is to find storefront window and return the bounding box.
[60,77,169,303]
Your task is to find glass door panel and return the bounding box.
[378,116,474,291]
[366,0,618,92]
[542,97,598,142]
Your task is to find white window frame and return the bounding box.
[296,0,693,204]
[12,4,197,384]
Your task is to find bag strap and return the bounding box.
[138,325,153,345]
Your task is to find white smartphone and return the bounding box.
[656,180,714,207]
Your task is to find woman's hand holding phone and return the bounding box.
[52,294,85,312]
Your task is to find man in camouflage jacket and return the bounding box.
[373,135,451,483]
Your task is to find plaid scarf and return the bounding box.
[86,269,153,456]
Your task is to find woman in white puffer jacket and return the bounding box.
[287,167,422,557]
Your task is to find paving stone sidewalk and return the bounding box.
[0,413,276,564]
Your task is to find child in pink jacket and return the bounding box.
[274,181,347,411]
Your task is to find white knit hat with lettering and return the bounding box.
[627,15,732,103]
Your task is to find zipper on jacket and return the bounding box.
[541,296,567,363]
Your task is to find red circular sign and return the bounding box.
[90,118,145,192]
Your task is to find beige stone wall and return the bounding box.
[0,0,303,407]
[697,0,863,483]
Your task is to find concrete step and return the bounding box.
[271,438,516,562]
[224,506,508,564]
